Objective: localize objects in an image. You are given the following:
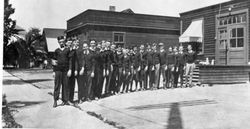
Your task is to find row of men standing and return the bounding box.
[52,36,197,108]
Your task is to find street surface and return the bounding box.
[3,69,250,129]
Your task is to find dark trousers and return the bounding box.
[173,65,179,88]
[131,68,140,90]
[116,68,123,93]
[54,71,69,102]
[110,66,118,93]
[105,69,112,94]
[166,64,174,88]
[149,66,155,89]
[122,70,130,92]
[160,64,167,87]
[84,71,94,100]
[94,68,104,98]
[178,65,184,87]
[142,68,148,89]
[76,74,84,101]
[68,75,76,102]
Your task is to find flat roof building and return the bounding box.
[67,9,180,47]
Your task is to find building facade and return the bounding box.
[67,9,180,47]
[180,0,250,65]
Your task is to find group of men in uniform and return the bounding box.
[52,36,197,108]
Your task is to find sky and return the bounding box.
[10,0,230,31]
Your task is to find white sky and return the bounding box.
[10,0,230,31]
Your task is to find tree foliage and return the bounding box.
[4,0,18,48]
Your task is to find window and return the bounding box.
[218,29,227,49]
[218,13,247,26]
[229,27,244,48]
[113,32,125,43]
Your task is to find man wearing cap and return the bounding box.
[159,43,167,89]
[52,36,71,107]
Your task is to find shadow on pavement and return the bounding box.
[7,101,46,108]
[127,99,217,111]
[166,103,183,129]
[3,80,26,85]
[3,79,52,85]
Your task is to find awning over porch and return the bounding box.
[179,19,203,43]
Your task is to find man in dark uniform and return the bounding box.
[166,46,175,88]
[93,41,105,99]
[103,41,113,96]
[52,36,71,107]
[116,46,124,94]
[146,45,154,90]
[159,43,168,89]
[138,45,147,90]
[74,42,85,103]
[84,41,96,101]
[109,43,118,94]
[152,43,161,89]
[173,46,179,88]
[122,48,131,93]
[131,46,140,91]
[68,38,78,103]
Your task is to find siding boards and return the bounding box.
[68,10,180,31]
[180,0,249,61]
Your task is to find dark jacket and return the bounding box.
[166,52,175,65]
[82,50,96,72]
[159,51,167,65]
[152,51,161,65]
[185,51,197,64]
[53,48,70,72]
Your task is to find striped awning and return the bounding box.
[179,19,203,43]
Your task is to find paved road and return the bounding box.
[4,69,250,129]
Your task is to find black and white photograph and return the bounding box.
[2,0,250,128]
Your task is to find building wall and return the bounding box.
[180,0,250,61]
[86,30,179,48]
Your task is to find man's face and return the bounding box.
[179,46,183,52]
[173,47,177,52]
[133,47,138,52]
[58,39,65,48]
[66,40,72,47]
[152,46,157,51]
[111,44,116,50]
[147,46,151,52]
[168,47,172,52]
[188,45,192,50]
[160,46,164,50]
[73,40,79,48]
[83,43,88,50]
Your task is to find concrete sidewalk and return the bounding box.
[79,84,250,129]
[2,70,114,129]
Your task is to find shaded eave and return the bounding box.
[66,23,180,33]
